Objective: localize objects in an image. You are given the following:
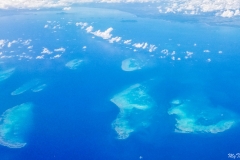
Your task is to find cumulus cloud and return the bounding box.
[36,55,44,59]
[142,42,148,49]
[7,40,17,48]
[0,1,65,9]
[0,0,159,9]
[92,27,113,39]
[207,58,211,62]
[158,0,240,17]
[51,54,62,59]
[1,0,239,17]
[63,7,71,10]
[148,44,157,52]
[133,41,157,52]
[132,42,145,48]
[185,51,193,59]
[101,0,156,2]
[124,39,132,44]
[85,26,93,33]
[161,49,169,55]
[54,47,66,52]
[28,46,33,49]
[109,36,121,43]
[22,39,31,45]
[76,22,88,29]
[41,47,52,54]
[0,39,7,49]
[1,55,13,59]
[220,9,240,17]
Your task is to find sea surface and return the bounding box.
[0,6,240,160]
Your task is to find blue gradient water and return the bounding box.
[0,6,240,160]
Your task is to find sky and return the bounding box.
[0,0,240,17]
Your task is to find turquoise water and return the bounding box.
[0,6,240,160]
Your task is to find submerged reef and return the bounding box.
[121,58,143,71]
[65,59,83,70]
[111,83,155,139]
[0,68,15,82]
[168,98,238,134]
[0,103,33,148]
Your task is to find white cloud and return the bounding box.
[207,58,211,62]
[52,24,61,29]
[186,51,193,56]
[220,10,236,17]
[7,40,17,48]
[0,0,159,9]
[0,0,239,18]
[92,27,113,39]
[124,39,132,44]
[148,44,157,52]
[36,55,44,59]
[7,42,12,48]
[234,9,240,16]
[22,39,31,45]
[0,39,7,49]
[158,0,240,17]
[142,42,148,49]
[109,36,121,43]
[0,1,65,9]
[161,49,169,55]
[28,45,33,49]
[41,47,52,54]
[52,54,61,59]
[55,54,61,58]
[132,42,144,48]
[85,26,93,33]
[54,47,65,52]
[76,22,88,29]
[101,0,156,2]
[63,7,71,10]
[185,51,193,58]
[1,55,13,59]
[133,42,155,51]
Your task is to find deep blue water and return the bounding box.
[0,6,240,160]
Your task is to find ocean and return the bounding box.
[0,6,240,160]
